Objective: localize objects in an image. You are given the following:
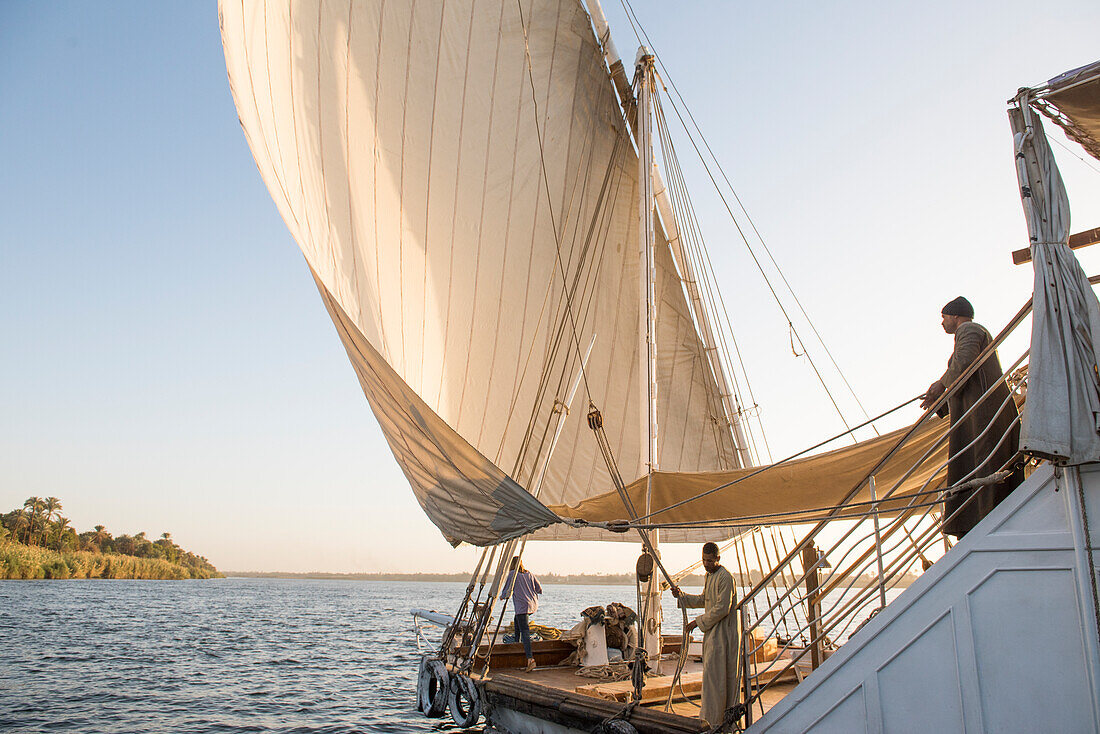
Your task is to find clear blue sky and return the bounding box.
[3,1,1099,574]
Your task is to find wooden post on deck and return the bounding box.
[802,543,824,670]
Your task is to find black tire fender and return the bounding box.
[417,657,449,718]
[448,673,483,728]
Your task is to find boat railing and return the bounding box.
[732,294,1040,728]
[411,609,454,653]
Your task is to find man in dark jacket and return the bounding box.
[920,297,1024,537]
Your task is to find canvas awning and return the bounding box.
[550,418,949,530]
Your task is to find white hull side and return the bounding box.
[749,462,1100,733]
[487,707,588,734]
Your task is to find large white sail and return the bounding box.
[219,0,739,544]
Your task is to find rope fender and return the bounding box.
[448,673,483,728]
[591,719,639,734]
[416,657,449,718]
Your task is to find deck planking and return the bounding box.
[487,658,800,729]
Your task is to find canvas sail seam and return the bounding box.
[432,3,479,413]
[504,132,624,469]
[340,2,364,330]
[220,3,304,251]
[222,0,750,543]
[501,0,633,494]
[311,267,562,546]
[451,0,505,441]
[479,1,553,456]
[417,0,449,396]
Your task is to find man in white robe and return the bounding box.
[673,542,741,728]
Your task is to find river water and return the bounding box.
[1,577,899,732]
[0,578,677,733]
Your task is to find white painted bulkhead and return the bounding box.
[748,462,1100,733]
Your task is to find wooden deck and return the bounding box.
[481,657,803,733]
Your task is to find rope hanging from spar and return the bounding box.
[506,0,636,484]
[587,401,695,713]
[650,88,761,466]
[504,1,622,476]
[437,547,492,657]
[468,1,647,682]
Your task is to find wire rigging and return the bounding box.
[618,0,877,440]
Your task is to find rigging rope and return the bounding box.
[619,0,877,438]
[587,401,694,713]
[652,89,765,465]
[510,0,610,448]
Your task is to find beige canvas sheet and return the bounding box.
[314,268,561,547]
[220,0,742,545]
[550,418,949,530]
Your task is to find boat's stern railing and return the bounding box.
[731,297,1039,728]
[411,609,455,653]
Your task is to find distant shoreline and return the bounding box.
[225,571,653,584]
[225,571,915,587]
[1,543,222,580]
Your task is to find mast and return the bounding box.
[586,0,750,469]
[637,47,663,668]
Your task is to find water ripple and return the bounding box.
[0,578,654,732]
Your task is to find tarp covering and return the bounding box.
[1036,60,1100,163]
[314,268,562,546]
[219,0,740,544]
[550,418,949,530]
[1011,104,1100,464]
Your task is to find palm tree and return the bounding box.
[159,532,179,563]
[22,497,44,545]
[44,497,62,523]
[11,513,29,546]
[51,517,71,550]
[93,525,110,549]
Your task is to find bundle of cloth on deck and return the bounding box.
[502,621,562,644]
[561,603,638,667]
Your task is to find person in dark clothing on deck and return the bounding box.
[920,297,1024,537]
[503,557,543,672]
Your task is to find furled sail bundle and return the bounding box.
[1030,60,1100,163]
[219,0,741,545]
[1014,60,1100,464]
